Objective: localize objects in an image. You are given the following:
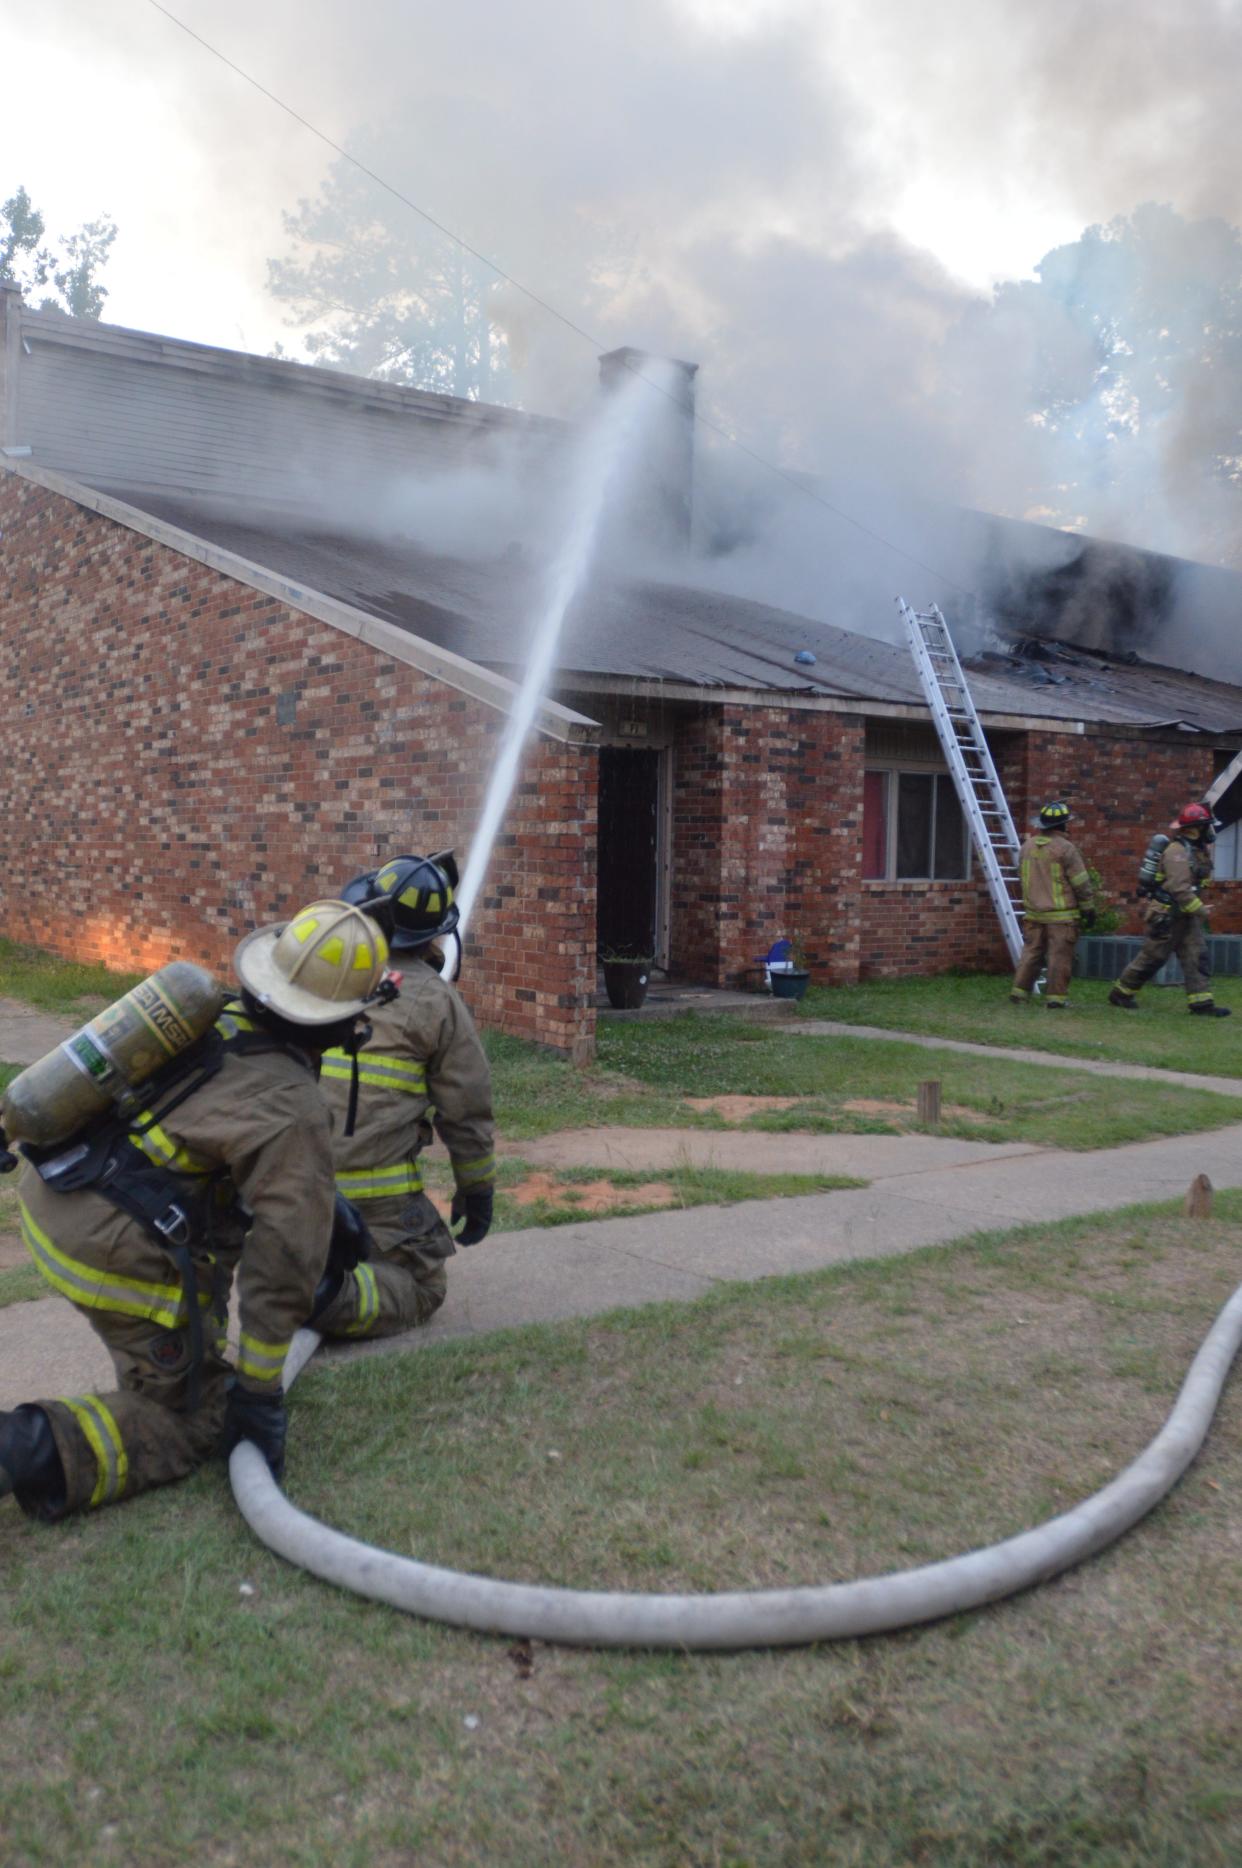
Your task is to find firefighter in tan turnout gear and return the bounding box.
[1110,803,1231,1017]
[1009,801,1096,1009]
[0,902,393,1518]
[312,852,496,1340]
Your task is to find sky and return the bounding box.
[11,0,1232,352]
[4,0,1242,569]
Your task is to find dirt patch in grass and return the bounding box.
[510,1170,679,1213]
[841,1096,993,1126]
[0,1234,25,1270]
[685,1093,802,1120]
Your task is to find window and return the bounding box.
[1214,817,1242,881]
[1211,749,1242,880]
[863,769,970,881]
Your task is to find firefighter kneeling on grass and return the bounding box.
[1109,803,1231,1018]
[0,901,393,1518]
[309,852,496,1343]
[1009,801,1096,1009]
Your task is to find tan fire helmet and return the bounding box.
[233,900,390,1023]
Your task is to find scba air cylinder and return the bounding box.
[0,963,227,1148]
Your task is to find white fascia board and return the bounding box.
[1,458,599,745]
[551,671,1086,735]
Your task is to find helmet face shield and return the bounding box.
[339,870,398,943]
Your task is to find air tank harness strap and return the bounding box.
[27,1032,234,1408]
[31,1124,216,1408]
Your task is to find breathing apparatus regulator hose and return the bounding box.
[229,1278,1242,1649]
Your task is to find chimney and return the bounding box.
[1,286,23,452]
[597,345,698,553]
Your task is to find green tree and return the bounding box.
[0,185,117,318]
[948,204,1242,565]
[267,161,507,400]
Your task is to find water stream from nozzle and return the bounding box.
[444,362,671,979]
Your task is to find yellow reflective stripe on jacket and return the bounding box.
[1068,869,1091,891]
[63,1396,128,1508]
[127,1115,210,1176]
[344,1263,380,1336]
[452,1151,496,1189]
[334,1163,423,1200]
[1185,896,1205,914]
[320,1050,428,1095]
[215,1008,260,1040]
[21,1201,189,1328]
[236,1332,289,1386]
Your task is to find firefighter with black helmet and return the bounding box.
[1009,801,1096,1009]
[0,902,392,1518]
[311,851,496,1340]
[1110,804,1230,1016]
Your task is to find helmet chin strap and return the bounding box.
[339,1015,372,1139]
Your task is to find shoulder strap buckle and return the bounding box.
[153,1203,192,1248]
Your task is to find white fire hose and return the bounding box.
[229,1285,1242,1649]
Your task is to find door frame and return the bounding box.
[597,735,673,971]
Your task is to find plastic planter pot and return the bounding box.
[769,969,811,1002]
[603,961,651,1009]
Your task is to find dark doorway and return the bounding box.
[596,746,661,958]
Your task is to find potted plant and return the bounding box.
[768,936,811,1001]
[600,947,655,1009]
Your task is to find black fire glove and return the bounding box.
[1080,908,1096,931]
[330,1193,372,1271]
[222,1381,288,1482]
[451,1186,494,1246]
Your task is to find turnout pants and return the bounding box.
[19,1254,235,1521]
[316,1190,453,1340]
[1011,920,1080,1003]
[1117,912,1213,1003]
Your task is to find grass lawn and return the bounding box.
[803,971,1242,1076]
[0,938,144,1017]
[586,1015,1242,1150]
[4,1195,1242,1865]
[424,1156,866,1233]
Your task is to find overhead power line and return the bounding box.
[142,0,974,598]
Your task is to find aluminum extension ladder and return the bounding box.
[897,599,1024,966]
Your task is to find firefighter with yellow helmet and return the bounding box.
[0,901,393,1518]
[310,852,495,1341]
[1009,801,1096,1009]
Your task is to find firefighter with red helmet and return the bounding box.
[1110,804,1230,1016]
[311,852,496,1340]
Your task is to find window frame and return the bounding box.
[863,762,973,884]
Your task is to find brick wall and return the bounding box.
[670,704,864,986]
[1011,728,1242,935]
[0,474,598,1058]
[860,881,1007,976]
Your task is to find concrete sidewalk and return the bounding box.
[0,997,87,1067]
[5,1116,1240,1405]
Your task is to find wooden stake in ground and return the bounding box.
[1184,1173,1214,1219]
[917,1080,942,1127]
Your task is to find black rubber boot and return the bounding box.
[0,1405,66,1507]
[1108,988,1138,1011]
[1189,1002,1232,1018]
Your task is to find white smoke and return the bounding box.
[15,0,1242,594]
